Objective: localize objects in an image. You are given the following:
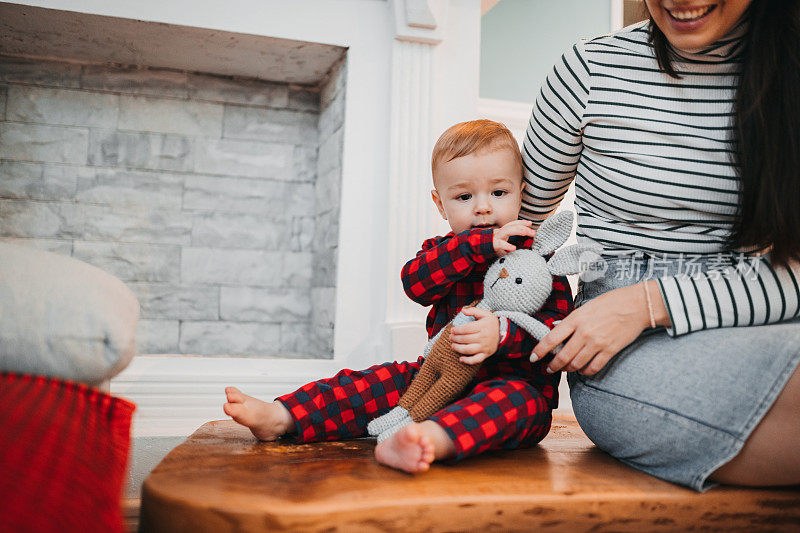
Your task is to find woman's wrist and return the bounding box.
[644,280,670,328]
[629,280,671,329]
[642,281,656,328]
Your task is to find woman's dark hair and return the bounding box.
[648,0,800,267]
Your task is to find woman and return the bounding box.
[522,0,800,491]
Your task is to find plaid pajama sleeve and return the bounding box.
[401,228,496,307]
[402,229,498,336]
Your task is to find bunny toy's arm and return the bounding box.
[422,329,443,357]
[422,310,476,357]
[494,311,552,342]
[494,311,564,359]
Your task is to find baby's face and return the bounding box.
[431,147,523,235]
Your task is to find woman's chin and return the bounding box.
[660,19,726,50]
[666,31,722,50]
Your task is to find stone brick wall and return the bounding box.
[0,55,345,358]
[310,58,345,357]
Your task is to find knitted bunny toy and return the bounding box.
[367,211,602,443]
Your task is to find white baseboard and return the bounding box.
[114,355,574,437]
[112,356,340,437]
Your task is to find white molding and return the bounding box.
[611,0,624,31]
[112,356,340,436]
[405,0,437,30]
[385,2,453,361]
[391,0,446,44]
[386,40,439,336]
[477,97,533,139]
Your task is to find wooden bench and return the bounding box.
[140,415,800,532]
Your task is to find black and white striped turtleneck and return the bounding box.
[521,19,800,336]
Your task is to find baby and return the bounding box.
[224,119,572,473]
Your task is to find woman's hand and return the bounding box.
[451,307,500,365]
[531,281,669,375]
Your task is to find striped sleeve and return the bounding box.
[521,40,590,225]
[657,256,800,336]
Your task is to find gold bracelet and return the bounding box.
[643,280,656,329]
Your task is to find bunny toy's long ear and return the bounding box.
[531,211,574,256]
[547,243,604,276]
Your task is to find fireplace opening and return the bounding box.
[0,3,346,358]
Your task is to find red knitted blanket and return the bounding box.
[0,372,135,533]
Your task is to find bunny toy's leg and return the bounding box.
[367,405,411,437]
[397,362,438,410]
[407,366,478,423]
[376,364,478,442]
[376,413,414,443]
[367,362,439,437]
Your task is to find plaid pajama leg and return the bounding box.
[275,357,425,443]
[428,377,553,462]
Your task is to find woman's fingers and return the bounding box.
[529,284,653,374]
[579,350,614,375]
[532,320,575,361]
[545,336,585,373]
[565,344,597,372]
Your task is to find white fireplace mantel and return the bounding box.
[6,0,482,436]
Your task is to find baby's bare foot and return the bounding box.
[223,386,293,441]
[374,423,436,473]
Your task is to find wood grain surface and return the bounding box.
[140,415,800,532]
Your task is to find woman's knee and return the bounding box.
[710,364,800,486]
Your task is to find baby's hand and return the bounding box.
[450,307,500,365]
[493,220,537,256]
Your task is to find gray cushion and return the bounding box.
[0,243,139,385]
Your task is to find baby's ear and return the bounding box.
[547,244,604,276]
[431,189,447,220]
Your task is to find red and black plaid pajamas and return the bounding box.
[276,228,573,461]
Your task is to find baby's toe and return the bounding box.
[223,402,245,419]
[420,436,435,462]
[225,387,245,403]
[422,447,435,464]
[402,424,423,444]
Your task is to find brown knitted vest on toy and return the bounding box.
[397,308,483,423]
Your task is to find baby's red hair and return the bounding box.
[431,119,521,178]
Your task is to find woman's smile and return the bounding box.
[666,3,717,29]
[646,0,752,50]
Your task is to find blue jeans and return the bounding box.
[568,254,800,491]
